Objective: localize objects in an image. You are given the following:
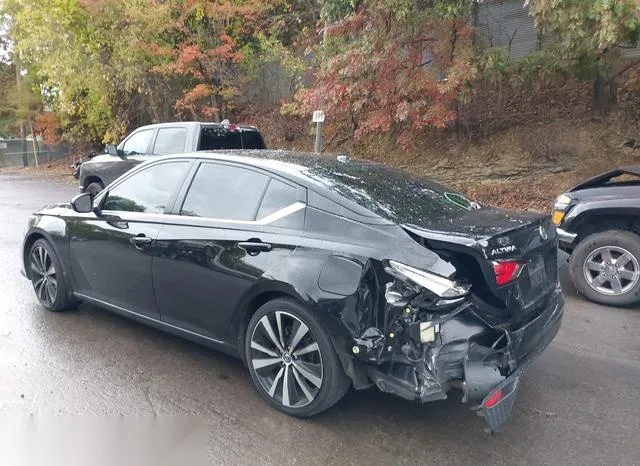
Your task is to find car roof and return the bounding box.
[158,150,379,183]
[134,121,260,132]
[146,150,492,229]
[146,150,390,220]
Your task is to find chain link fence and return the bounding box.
[0,138,71,168]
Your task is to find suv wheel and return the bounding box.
[86,181,104,199]
[569,230,640,306]
[245,298,350,417]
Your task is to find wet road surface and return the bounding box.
[0,172,639,465]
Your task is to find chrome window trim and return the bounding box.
[100,201,306,227]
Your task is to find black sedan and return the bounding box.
[20,151,563,432]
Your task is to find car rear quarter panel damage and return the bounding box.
[268,210,565,432]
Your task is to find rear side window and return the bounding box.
[198,127,242,150]
[103,161,189,213]
[180,163,268,220]
[197,127,265,150]
[153,127,187,155]
[241,131,266,149]
[256,179,298,219]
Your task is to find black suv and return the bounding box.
[553,166,640,306]
[79,121,265,197]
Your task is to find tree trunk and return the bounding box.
[593,63,618,118]
[609,75,618,107]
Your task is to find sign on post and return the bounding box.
[312,110,325,123]
[313,110,325,153]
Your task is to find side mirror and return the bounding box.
[70,193,94,214]
[105,144,121,157]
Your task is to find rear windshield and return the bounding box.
[303,162,479,223]
[198,127,265,150]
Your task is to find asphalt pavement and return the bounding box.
[0,172,638,465]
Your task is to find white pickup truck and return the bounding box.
[78,121,265,197]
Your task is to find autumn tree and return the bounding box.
[3,0,179,144]
[526,0,640,116]
[3,0,301,144]
[0,60,44,144]
[149,0,290,121]
[295,0,475,149]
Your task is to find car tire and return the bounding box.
[569,230,640,306]
[28,238,75,312]
[86,181,104,199]
[245,298,351,417]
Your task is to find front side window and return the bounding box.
[120,129,154,156]
[181,163,268,220]
[153,127,188,155]
[103,161,189,213]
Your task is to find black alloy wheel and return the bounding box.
[29,239,73,312]
[245,298,350,417]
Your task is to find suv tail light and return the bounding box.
[493,261,524,286]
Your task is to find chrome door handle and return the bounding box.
[238,241,272,255]
[130,235,153,249]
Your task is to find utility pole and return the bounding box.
[14,54,28,166]
[30,124,39,167]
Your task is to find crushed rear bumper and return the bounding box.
[473,374,520,434]
[350,287,564,433]
[473,289,563,432]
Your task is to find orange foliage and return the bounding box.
[143,0,282,120]
[296,3,475,150]
[35,112,61,145]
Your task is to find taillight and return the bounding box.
[493,260,524,286]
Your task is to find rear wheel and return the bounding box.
[28,239,74,312]
[86,181,104,199]
[569,230,640,306]
[245,298,350,417]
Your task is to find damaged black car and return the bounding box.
[20,151,563,432]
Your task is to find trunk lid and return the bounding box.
[402,207,558,323]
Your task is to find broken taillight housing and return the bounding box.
[483,388,504,408]
[388,260,470,298]
[493,261,524,286]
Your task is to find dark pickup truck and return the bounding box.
[553,166,640,306]
[79,121,265,196]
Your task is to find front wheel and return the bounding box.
[245,298,350,417]
[85,181,104,199]
[569,230,640,306]
[28,239,75,312]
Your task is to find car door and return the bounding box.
[102,128,157,184]
[67,159,192,318]
[151,127,188,155]
[153,161,306,340]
